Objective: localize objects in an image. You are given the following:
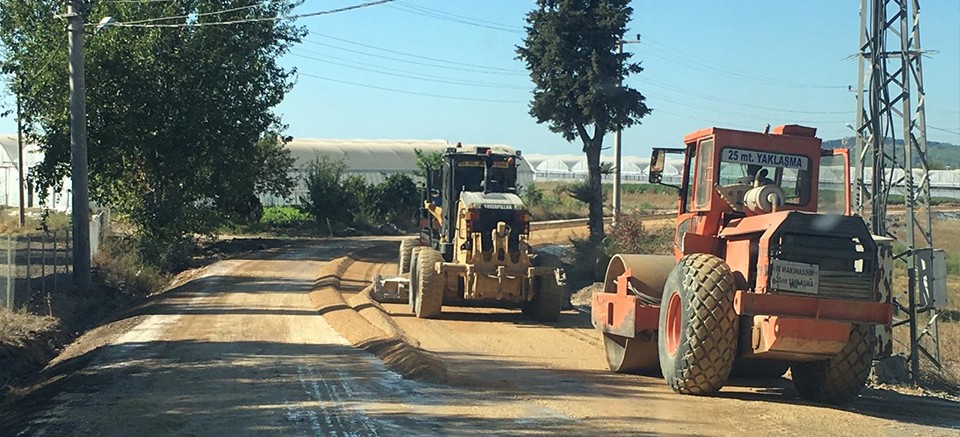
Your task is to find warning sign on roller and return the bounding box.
[769,259,819,294]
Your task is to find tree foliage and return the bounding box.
[0,0,303,267]
[301,156,419,231]
[301,156,353,228]
[414,148,443,180]
[517,0,650,242]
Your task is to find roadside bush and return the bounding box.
[524,182,544,205]
[302,157,421,232]
[607,212,674,255]
[566,211,674,286]
[568,236,610,286]
[301,157,354,228]
[93,237,170,297]
[374,173,419,228]
[260,206,313,228]
[562,181,601,204]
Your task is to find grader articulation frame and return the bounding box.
[593,125,893,404]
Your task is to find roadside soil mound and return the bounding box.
[309,248,447,384]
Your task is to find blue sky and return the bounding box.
[274,0,960,157]
[2,0,959,157]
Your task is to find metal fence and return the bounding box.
[0,212,108,310]
[0,230,74,310]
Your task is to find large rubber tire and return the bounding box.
[604,332,659,375]
[414,249,444,319]
[791,323,876,405]
[408,247,424,312]
[524,254,564,322]
[658,253,739,395]
[398,237,420,275]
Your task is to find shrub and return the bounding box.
[562,181,598,204]
[568,236,610,285]
[301,157,354,228]
[524,182,544,205]
[260,206,313,228]
[93,237,169,297]
[607,212,674,256]
[374,173,419,227]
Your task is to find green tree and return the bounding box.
[301,156,353,228]
[516,0,650,242]
[414,148,443,180]
[0,0,303,267]
[374,173,418,226]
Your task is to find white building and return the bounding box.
[0,134,71,211]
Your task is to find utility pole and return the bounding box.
[613,36,641,226]
[15,73,25,228]
[66,0,92,291]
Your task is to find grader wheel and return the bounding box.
[524,254,564,322]
[791,323,876,405]
[397,238,420,275]
[408,247,424,312]
[657,253,738,395]
[414,249,444,318]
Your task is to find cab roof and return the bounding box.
[683,124,820,145]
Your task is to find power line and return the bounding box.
[643,90,848,126]
[290,50,527,89]
[388,1,521,34]
[640,36,849,90]
[296,71,523,103]
[107,0,393,28]
[635,76,851,115]
[302,38,525,77]
[120,3,265,26]
[928,124,960,136]
[308,32,525,74]
[395,1,521,30]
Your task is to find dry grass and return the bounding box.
[0,308,59,348]
[886,214,960,392]
[0,208,71,236]
[892,318,960,394]
[526,181,677,221]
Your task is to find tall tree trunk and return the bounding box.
[584,138,604,243]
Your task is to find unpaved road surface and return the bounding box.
[4,236,959,436]
[3,239,621,436]
[344,246,960,436]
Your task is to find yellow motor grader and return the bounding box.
[391,144,566,321]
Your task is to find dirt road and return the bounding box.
[344,246,960,436]
[4,236,958,436]
[2,240,619,436]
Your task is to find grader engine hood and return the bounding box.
[460,191,526,211]
[459,191,529,254]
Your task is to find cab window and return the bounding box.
[694,139,715,209]
[716,146,811,206]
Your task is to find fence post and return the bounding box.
[52,230,58,292]
[41,232,46,294]
[6,235,13,310]
[26,235,31,296]
[66,228,71,276]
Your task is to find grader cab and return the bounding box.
[397,144,566,321]
[593,125,892,404]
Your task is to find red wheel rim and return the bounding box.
[665,291,681,357]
